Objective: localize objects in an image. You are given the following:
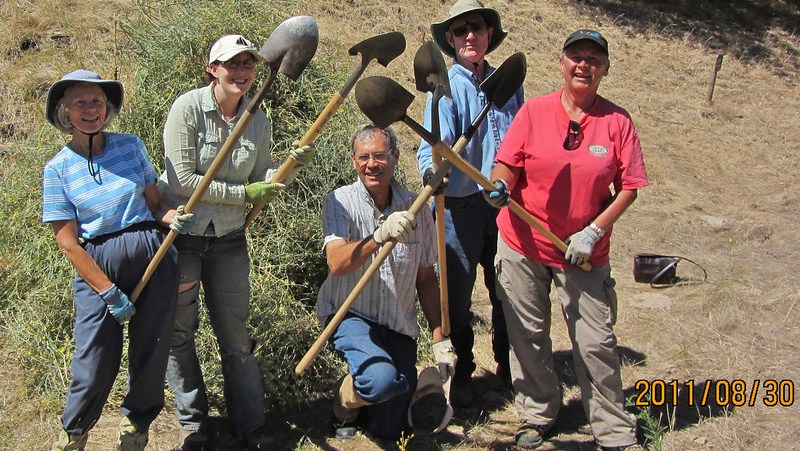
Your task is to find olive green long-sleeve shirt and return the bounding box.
[161,83,274,236]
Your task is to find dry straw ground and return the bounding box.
[1,0,799,450]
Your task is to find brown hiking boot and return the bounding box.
[332,374,371,423]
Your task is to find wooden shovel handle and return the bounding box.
[131,72,277,302]
[432,148,450,336]
[244,91,348,229]
[432,141,592,272]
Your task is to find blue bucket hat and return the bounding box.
[45,69,124,131]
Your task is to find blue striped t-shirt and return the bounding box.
[42,133,158,240]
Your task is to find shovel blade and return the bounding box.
[481,52,526,109]
[260,15,319,80]
[355,76,415,129]
[413,40,451,99]
[349,31,406,67]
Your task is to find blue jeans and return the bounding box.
[441,192,508,379]
[62,223,178,435]
[166,229,264,439]
[331,314,418,440]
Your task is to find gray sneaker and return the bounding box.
[515,422,549,449]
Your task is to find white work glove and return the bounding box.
[564,226,600,266]
[169,205,196,234]
[482,179,510,209]
[372,211,416,245]
[289,140,316,166]
[431,338,457,381]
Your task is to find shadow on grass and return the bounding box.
[575,0,800,77]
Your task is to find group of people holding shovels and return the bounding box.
[43,0,647,450]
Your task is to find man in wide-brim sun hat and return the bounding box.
[417,0,525,409]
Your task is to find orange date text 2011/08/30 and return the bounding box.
[633,379,795,407]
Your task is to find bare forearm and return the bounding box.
[592,189,638,230]
[325,237,381,276]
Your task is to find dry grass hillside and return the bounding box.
[1,0,799,450]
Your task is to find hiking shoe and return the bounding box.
[116,416,149,451]
[449,376,474,408]
[52,429,88,451]
[173,428,210,451]
[595,443,645,451]
[515,422,549,449]
[244,428,274,450]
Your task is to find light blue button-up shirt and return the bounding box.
[417,60,524,197]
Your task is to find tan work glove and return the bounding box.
[373,211,416,244]
[431,338,457,381]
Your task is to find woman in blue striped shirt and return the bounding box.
[43,69,194,451]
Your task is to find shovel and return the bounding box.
[130,16,319,302]
[294,52,525,376]
[357,55,591,272]
[413,40,451,336]
[243,31,406,229]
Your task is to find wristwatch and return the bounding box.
[589,222,606,237]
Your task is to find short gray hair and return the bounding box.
[52,86,119,134]
[349,122,398,156]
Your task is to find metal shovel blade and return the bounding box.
[349,31,406,67]
[413,40,451,99]
[260,15,319,80]
[480,52,526,109]
[354,76,415,129]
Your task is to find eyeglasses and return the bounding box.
[451,21,487,37]
[565,53,604,67]
[563,121,582,150]
[219,59,256,70]
[353,152,390,163]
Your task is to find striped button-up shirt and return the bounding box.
[316,179,436,338]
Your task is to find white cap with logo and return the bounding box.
[208,34,263,64]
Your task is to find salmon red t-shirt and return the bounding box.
[495,89,648,268]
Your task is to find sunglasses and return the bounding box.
[563,121,582,150]
[218,59,257,70]
[451,21,487,37]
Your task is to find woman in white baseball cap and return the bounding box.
[44,69,194,450]
[160,34,314,450]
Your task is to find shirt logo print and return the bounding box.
[588,145,609,157]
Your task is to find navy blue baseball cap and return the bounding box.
[563,29,609,55]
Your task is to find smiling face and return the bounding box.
[446,12,493,68]
[560,40,610,96]
[63,83,107,134]
[351,130,398,197]
[208,52,257,99]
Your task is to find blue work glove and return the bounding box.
[564,226,600,266]
[245,181,286,205]
[289,140,316,166]
[482,179,510,208]
[99,284,136,324]
[169,205,196,234]
[423,168,448,196]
